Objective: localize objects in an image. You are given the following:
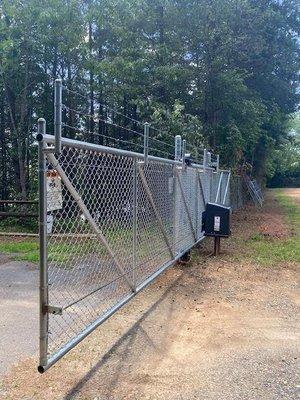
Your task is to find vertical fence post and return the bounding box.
[37,118,48,370]
[175,135,182,161]
[216,154,220,172]
[194,169,199,239]
[182,139,186,169]
[132,158,138,292]
[207,151,211,166]
[203,148,207,168]
[174,136,181,254]
[143,122,149,163]
[203,149,209,202]
[54,79,62,154]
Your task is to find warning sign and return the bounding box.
[214,216,220,232]
[47,170,63,212]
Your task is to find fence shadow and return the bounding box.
[64,270,186,400]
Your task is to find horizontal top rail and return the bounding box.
[37,133,217,171]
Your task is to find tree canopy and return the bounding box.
[0,0,299,199]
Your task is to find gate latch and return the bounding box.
[44,305,63,315]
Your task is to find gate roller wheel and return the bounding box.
[179,250,191,264]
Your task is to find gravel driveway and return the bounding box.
[0,190,299,399]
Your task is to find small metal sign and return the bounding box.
[214,216,220,231]
[47,170,63,212]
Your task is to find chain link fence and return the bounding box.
[35,80,250,372]
[37,130,238,371]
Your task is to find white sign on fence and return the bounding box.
[47,170,63,212]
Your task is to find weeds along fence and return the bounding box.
[36,80,244,372]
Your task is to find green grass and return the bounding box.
[0,215,133,264]
[0,240,40,263]
[248,189,300,266]
[0,225,133,264]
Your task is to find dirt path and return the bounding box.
[0,189,299,399]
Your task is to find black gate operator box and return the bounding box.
[202,203,231,237]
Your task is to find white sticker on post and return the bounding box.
[214,216,221,231]
[47,170,63,212]
[46,214,54,234]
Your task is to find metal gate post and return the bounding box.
[143,122,149,163]
[194,170,199,239]
[173,137,182,254]
[37,118,48,370]
[132,158,138,291]
[54,79,62,154]
[203,149,209,202]
[175,135,182,161]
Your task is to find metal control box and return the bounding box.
[202,202,231,237]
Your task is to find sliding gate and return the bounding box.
[37,124,230,372]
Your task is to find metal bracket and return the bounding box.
[44,305,63,315]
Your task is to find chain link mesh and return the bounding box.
[41,139,239,367]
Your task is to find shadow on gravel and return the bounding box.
[64,271,185,400]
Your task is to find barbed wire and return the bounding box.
[62,105,145,139]
[64,86,184,143]
[63,105,177,156]
[62,85,213,163]
[62,123,176,159]
[63,87,144,127]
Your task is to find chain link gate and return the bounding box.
[37,98,231,373]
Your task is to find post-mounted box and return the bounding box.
[202,202,231,237]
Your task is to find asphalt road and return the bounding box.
[0,256,38,376]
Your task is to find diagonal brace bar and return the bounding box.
[196,171,206,206]
[222,171,231,205]
[137,164,174,259]
[175,168,197,242]
[46,152,135,292]
[215,171,223,203]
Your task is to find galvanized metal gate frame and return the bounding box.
[37,117,231,373]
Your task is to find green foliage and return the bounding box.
[267,113,300,187]
[0,0,299,200]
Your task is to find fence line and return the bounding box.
[37,128,233,372]
[36,81,246,372]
